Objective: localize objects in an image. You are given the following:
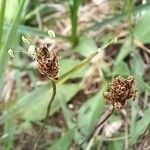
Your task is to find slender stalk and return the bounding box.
[94,106,114,131]
[125,115,129,150]
[33,80,56,150]
[120,109,129,150]
[70,0,80,46]
[80,106,114,146]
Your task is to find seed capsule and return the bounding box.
[103,76,136,109]
[36,47,59,80]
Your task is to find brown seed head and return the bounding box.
[36,47,59,80]
[103,76,136,109]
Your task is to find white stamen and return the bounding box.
[8,49,14,57]
[22,36,30,44]
[48,30,55,39]
[28,45,36,58]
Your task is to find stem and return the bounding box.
[95,107,114,131]
[33,80,56,150]
[80,106,114,146]
[119,109,129,150]
[70,0,80,46]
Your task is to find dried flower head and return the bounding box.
[36,47,59,80]
[103,76,136,109]
[8,31,59,81]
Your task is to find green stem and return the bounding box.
[80,106,114,146]
[33,80,56,150]
[70,0,80,46]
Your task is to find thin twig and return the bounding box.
[33,80,56,150]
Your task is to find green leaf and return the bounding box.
[84,3,150,32]
[74,37,97,57]
[0,51,97,124]
[24,3,48,21]
[60,97,75,129]
[0,0,25,87]
[113,61,130,77]
[20,83,80,121]
[49,129,74,150]
[59,52,97,84]
[60,58,83,78]
[75,84,106,144]
[130,108,150,145]
[0,84,79,122]
[3,116,16,150]
[70,0,81,45]
[108,141,124,150]
[0,0,7,50]
[4,24,67,40]
[116,37,133,63]
[130,50,144,78]
[134,9,150,43]
[135,76,150,93]
[4,0,19,22]
[130,102,139,136]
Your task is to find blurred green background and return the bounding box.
[0,0,150,150]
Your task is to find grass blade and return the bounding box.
[49,129,74,150]
[84,3,150,32]
[58,52,97,84]
[0,0,7,50]
[0,0,25,86]
[70,0,81,46]
[4,24,68,40]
